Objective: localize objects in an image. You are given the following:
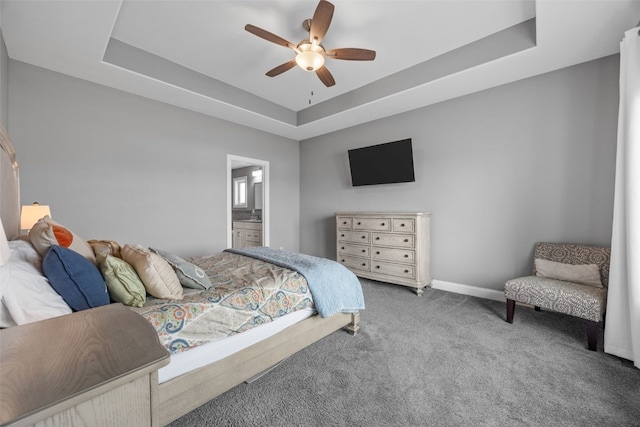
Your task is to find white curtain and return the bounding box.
[605,26,640,367]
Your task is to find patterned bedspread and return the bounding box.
[129,252,313,354]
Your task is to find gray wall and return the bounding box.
[8,60,300,256]
[300,55,620,291]
[5,52,621,292]
[0,29,8,128]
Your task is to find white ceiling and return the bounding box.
[1,1,638,140]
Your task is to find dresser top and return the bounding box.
[335,212,431,216]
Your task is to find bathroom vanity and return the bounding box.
[232,220,263,248]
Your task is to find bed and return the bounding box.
[0,124,363,426]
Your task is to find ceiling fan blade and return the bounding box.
[245,24,296,50]
[316,65,335,87]
[326,48,376,61]
[266,60,297,77]
[309,0,334,45]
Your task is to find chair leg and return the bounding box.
[586,320,598,351]
[506,299,516,323]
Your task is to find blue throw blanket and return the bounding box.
[225,247,365,318]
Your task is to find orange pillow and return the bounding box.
[28,216,96,264]
[52,225,73,247]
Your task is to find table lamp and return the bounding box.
[20,202,51,232]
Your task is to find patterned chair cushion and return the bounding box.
[504,275,606,322]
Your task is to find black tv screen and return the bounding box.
[348,139,415,186]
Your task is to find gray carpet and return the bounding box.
[169,279,640,426]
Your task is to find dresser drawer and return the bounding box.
[335,212,430,295]
[371,261,415,279]
[353,217,391,231]
[372,233,415,248]
[336,217,353,230]
[393,218,415,233]
[338,243,370,257]
[246,231,261,243]
[338,230,370,244]
[372,247,415,263]
[338,256,370,272]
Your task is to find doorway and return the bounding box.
[227,155,269,248]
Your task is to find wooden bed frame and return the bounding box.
[0,124,360,426]
[160,312,359,424]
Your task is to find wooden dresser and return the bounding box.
[336,212,431,295]
[0,304,170,427]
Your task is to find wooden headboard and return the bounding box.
[0,123,20,240]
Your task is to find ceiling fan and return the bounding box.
[245,0,376,87]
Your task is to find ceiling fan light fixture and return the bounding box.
[295,42,325,71]
[245,0,375,86]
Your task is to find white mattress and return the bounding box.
[158,307,314,383]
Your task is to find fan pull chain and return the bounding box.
[309,73,315,105]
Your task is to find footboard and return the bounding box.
[159,311,356,425]
[0,304,170,427]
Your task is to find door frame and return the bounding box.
[227,154,269,248]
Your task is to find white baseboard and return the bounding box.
[431,279,505,302]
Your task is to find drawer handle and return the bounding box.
[376,237,380,240]
[404,254,409,258]
[401,223,405,227]
[341,247,345,250]
[343,221,347,225]
[376,251,380,255]
[376,265,380,269]
[362,263,367,267]
[341,259,345,262]
[362,236,366,239]
[404,270,409,273]
[381,222,385,226]
[357,222,361,225]
[404,239,409,242]
[362,249,366,253]
[341,234,345,237]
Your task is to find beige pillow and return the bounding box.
[535,258,603,288]
[89,239,122,259]
[28,216,96,264]
[121,244,183,300]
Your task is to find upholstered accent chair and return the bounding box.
[504,242,610,351]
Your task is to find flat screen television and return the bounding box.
[348,138,415,186]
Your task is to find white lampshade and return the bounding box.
[20,202,51,231]
[296,51,325,71]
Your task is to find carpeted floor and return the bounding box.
[169,279,640,426]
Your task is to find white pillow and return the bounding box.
[535,258,603,288]
[0,240,72,327]
[0,217,10,266]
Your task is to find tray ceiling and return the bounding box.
[1,1,638,140]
